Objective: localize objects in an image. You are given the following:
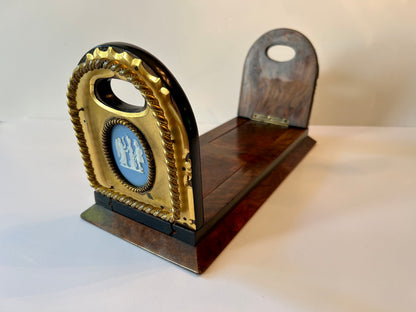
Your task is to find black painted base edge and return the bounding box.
[95,192,196,245]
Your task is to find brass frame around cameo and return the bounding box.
[102,117,155,193]
[67,47,196,226]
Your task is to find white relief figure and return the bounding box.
[124,136,138,171]
[114,134,146,174]
[115,137,128,167]
[133,140,145,173]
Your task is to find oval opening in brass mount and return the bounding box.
[95,78,146,113]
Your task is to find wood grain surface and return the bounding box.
[199,118,308,229]
[238,29,318,128]
[82,128,316,273]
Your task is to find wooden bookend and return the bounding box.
[67,28,319,274]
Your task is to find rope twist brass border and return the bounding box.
[67,54,181,222]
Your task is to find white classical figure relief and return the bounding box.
[115,137,128,166]
[133,140,145,173]
[114,135,145,173]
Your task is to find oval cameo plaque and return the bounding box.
[103,118,155,192]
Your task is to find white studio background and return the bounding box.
[0,0,415,128]
[2,2,416,311]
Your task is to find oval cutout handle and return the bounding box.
[267,44,296,63]
[95,78,146,113]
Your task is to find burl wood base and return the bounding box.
[81,118,315,273]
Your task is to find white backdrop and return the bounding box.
[1,0,415,127]
[2,2,416,310]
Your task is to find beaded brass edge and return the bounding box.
[102,117,155,193]
[67,47,187,223]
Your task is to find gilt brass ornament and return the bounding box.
[67,46,198,228]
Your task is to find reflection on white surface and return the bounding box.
[0,120,416,311]
[0,216,164,297]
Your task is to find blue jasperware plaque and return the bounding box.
[102,118,155,193]
[111,124,150,187]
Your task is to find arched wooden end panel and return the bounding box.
[238,29,319,128]
[67,43,204,230]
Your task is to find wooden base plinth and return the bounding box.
[81,128,315,274]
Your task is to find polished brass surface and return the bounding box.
[252,113,289,127]
[67,47,196,229]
